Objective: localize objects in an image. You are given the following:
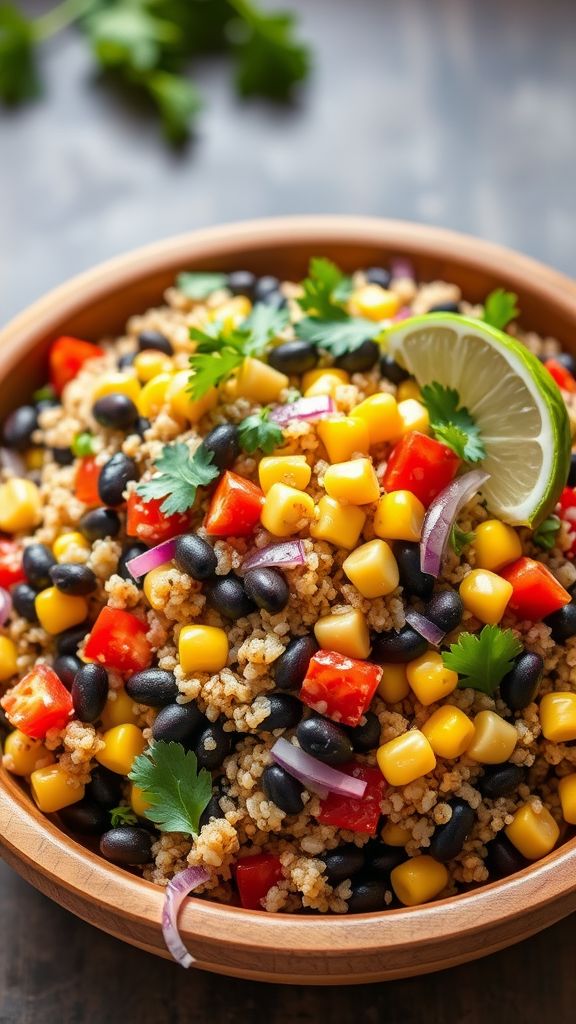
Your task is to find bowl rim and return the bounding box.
[1,214,576,973]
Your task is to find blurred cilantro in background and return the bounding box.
[0,0,311,142]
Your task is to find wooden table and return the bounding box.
[1,0,576,1019]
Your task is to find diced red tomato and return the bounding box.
[558,487,576,556]
[49,336,105,395]
[84,606,152,674]
[126,492,192,544]
[235,853,283,910]
[500,556,571,620]
[299,649,382,728]
[316,764,385,835]
[204,471,264,538]
[74,457,102,506]
[544,359,576,393]
[1,664,73,739]
[0,538,25,588]
[381,431,460,507]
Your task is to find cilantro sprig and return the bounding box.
[294,257,383,357]
[482,289,520,331]
[533,514,561,551]
[109,806,138,828]
[295,316,378,358]
[238,408,284,454]
[421,383,485,463]
[71,431,97,457]
[136,442,219,515]
[298,257,352,319]
[450,524,475,556]
[128,740,212,835]
[176,272,228,300]
[442,625,523,696]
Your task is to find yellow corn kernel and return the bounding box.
[459,569,513,625]
[466,710,517,764]
[473,520,522,572]
[350,393,402,446]
[133,349,173,382]
[2,730,54,776]
[53,531,91,563]
[143,563,174,612]
[349,284,400,321]
[377,730,436,786]
[396,380,421,403]
[100,688,139,730]
[304,373,349,399]
[342,539,399,598]
[558,774,576,825]
[324,458,380,506]
[539,691,576,742]
[34,587,88,635]
[96,724,146,775]
[210,295,252,334]
[130,783,152,818]
[179,624,229,674]
[421,705,475,759]
[0,635,18,682]
[260,483,315,537]
[395,399,430,437]
[505,802,560,860]
[317,416,370,464]
[374,490,425,543]
[314,609,371,660]
[378,663,410,703]
[0,478,42,533]
[258,455,311,493]
[92,372,140,404]
[166,369,218,423]
[406,652,459,707]
[310,495,366,549]
[235,357,289,404]
[30,764,85,813]
[380,821,411,847]
[391,856,448,907]
[302,368,349,393]
[25,448,44,470]
[137,372,173,419]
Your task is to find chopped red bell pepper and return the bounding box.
[381,431,460,507]
[235,853,283,910]
[204,471,264,537]
[299,649,382,727]
[84,606,152,674]
[0,538,25,588]
[316,764,385,835]
[500,556,571,620]
[49,336,105,395]
[558,487,576,556]
[126,492,192,544]
[544,359,576,393]
[1,664,73,739]
[75,456,102,506]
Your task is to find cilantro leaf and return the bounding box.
[421,383,486,463]
[238,408,284,454]
[442,625,523,695]
[72,432,97,458]
[482,289,520,331]
[0,3,39,104]
[177,271,229,300]
[146,70,202,143]
[533,514,561,551]
[128,740,212,836]
[230,2,310,100]
[188,302,287,399]
[295,316,378,358]
[450,524,475,556]
[32,384,56,404]
[85,3,181,74]
[136,442,219,515]
[243,302,289,353]
[188,347,244,399]
[298,258,351,320]
[109,806,138,828]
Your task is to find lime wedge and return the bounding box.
[387,314,571,527]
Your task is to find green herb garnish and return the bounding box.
[482,289,520,331]
[109,806,138,828]
[71,431,97,457]
[176,272,228,300]
[32,383,56,404]
[298,257,352,320]
[533,514,561,551]
[450,524,475,556]
[442,625,522,696]
[136,442,218,515]
[295,316,379,358]
[238,407,284,454]
[421,383,485,463]
[128,740,212,835]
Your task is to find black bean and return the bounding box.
[199,794,225,830]
[133,416,151,438]
[365,842,407,876]
[347,879,387,913]
[500,651,543,711]
[117,353,135,370]
[137,330,173,355]
[568,452,576,488]
[100,826,153,865]
[174,534,217,580]
[87,766,122,809]
[53,655,82,690]
[346,711,380,753]
[92,393,139,431]
[268,341,318,376]
[335,339,380,373]
[364,267,391,288]
[56,623,90,657]
[544,602,576,643]
[429,799,475,863]
[199,424,240,473]
[485,834,528,879]
[428,301,460,314]
[555,352,576,375]
[11,583,39,623]
[478,763,526,799]
[395,542,435,600]
[51,446,75,466]
[194,721,232,770]
[205,573,255,619]
[274,635,318,691]
[254,275,281,303]
[152,703,205,744]
[424,591,464,633]
[72,664,109,723]
[118,543,148,585]
[370,625,428,664]
[126,668,178,708]
[98,453,138,506]
[380,354,410,385]
[297,715,353,765]
[23,543,56,590]
[227,270,256,299]
[321,844,365,883]
[79,508,121,541]
[50,562,97,596]
[262,763,305,815]
[255,693,302,732]
[2,405,38,450]
[243,567,289,614]
[59,800,109,835]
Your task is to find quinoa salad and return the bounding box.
[2,257,576,958]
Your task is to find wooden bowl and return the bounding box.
[1,216,576,985]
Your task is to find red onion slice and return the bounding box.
[0,448,26,476]
[392,306,412,322]
[390,257,415,281]
[0,587,12,627]
[271,737,367,800]
[242,540,306,573]
[126,537,181,579]
[162,866,210,968]
[405,609,445,647]
[269,395,335,426]
[420,470,490,578]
